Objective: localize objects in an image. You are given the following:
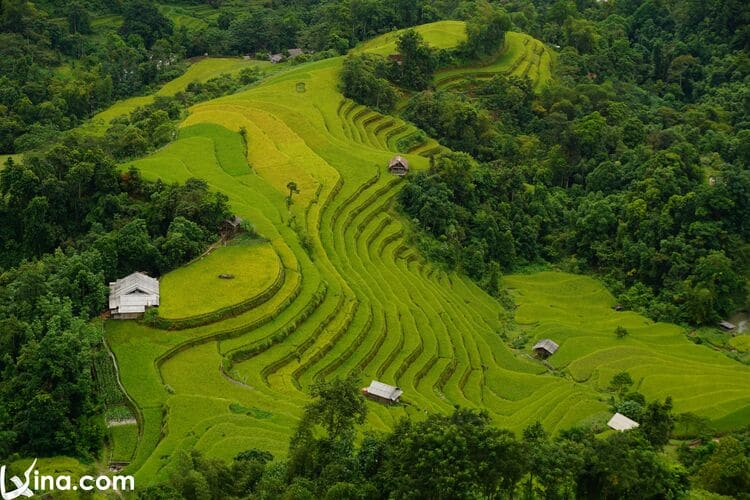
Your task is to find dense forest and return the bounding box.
[391,0,750,325]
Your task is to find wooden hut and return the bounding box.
[362,380,403,404]
[607,412,639,432]
[221,216,243,239]
[109,272,160,319]
[533,339,559,359]
[388,155,409,176]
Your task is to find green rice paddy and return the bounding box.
[102,21,749,486]
[157,239,281,319]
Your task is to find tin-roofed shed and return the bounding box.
[607,412,640,432]
[363,380,403,404]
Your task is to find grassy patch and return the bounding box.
[110,423,139,462]
[354,20,467,56]
[158,239,281,319]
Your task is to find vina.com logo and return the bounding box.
[0,459,134,499]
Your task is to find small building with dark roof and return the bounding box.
[363,380,403,404]
[533,339,559,359]
[221,216,243,238]
[388,155,409,176]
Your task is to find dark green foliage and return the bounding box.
[340,55,398,113]
[119,0,173,49]
[145,402,694,498]
[576,431,689,499]
[460,3,512,59]
[389,29,436,91]
[0,134,230,459]
[399,0,750,325]
[403,92,496,159]
[695,436,750,497]
[609,371,634,396]
[640,397,676,449]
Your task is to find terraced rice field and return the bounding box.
[86,58,273,133]
[103,21,750,486]
[434,31,554,91]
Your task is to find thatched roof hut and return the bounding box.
[388,155,409,176]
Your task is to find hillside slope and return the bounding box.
[104,22,750,485]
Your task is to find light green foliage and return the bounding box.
[110,423,139,462]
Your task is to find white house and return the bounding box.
[607,412,639,432]
[109,272,160,319]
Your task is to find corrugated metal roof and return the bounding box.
[607,412,639,431]
[109,272,160,314]
[365,380,403,401]
[117,305,146,313]
[533,339,559,354]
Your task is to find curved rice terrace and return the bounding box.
[103,21,750,485]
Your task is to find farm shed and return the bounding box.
[719,320,736,332]
[533,339,559,358]
[269,53,284,63]
[607,412,640,432]
[109,272,160,319]
[363,380,403,404]
[221,216,243,238]
[388,155,409,176]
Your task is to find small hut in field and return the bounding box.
[533,339,559,359]
[109,272,160,319]
[221,216,243,239]
[362,380,403,404]
[607,412,639,432]
[388,155,409,176]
